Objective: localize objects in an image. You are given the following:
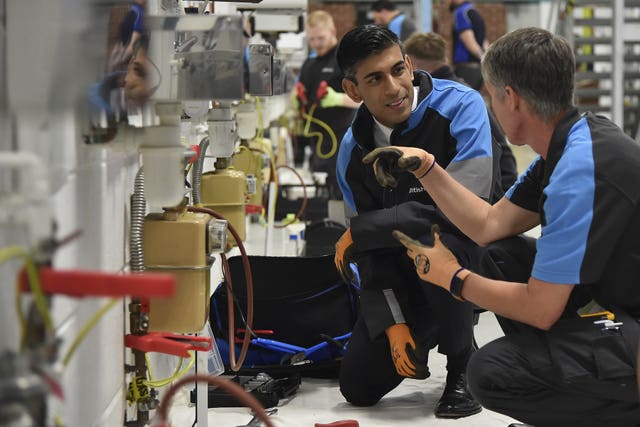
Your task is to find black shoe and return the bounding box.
[508,424,535,427]
[434,371,482,418]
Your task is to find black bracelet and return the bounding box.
[416,159,436,180]
[449,267,466,301]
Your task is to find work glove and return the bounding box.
[392,224,461,290]
[319,86,345,108]
[385,323,429,379]
[294,82,308,114]
[362,146,435,188]
[334,228,355,284]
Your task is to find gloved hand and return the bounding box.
[362,146,435,188]
[385,323,429,379]
[392,224,461,289]
[294,82,308,114]
[334,228,355,283]
[320,86,345,108]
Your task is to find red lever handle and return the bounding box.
[125,332,212,358]
[20,267,175,298]
[187,144,201,164]
[316,80,329,100]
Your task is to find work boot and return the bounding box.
[434,371,482,418]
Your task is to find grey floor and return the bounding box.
[167,144,538,426]
[168,313,518,427]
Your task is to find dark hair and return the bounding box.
[336,25,403,82]
[482,27,575,122]
[371,0,397,12]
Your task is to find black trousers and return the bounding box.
[468,236,640,426]
[339,250,475,406]
[467,324,640,427]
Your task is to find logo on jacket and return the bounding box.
[322,67,335,73]
[409,186,426,194]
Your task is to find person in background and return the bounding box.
[109,0,146,72]
[370,0,417,42]
[446,0,487,90]
[404,31,517,193]
[366,27,640,427]
[334,24,501,419]
[295,10,360,200]
[123,34,151,106]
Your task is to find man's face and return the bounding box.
[342,45,415,128]
[124,47,150,105]
[307,24,337,57]
[486,81,521,145]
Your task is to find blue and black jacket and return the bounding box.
[336,71,498,337]
[337,70,497,251]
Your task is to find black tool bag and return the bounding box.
[210,254,358,378]
[302,219,347,257]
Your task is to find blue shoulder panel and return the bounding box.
[408,79,491,162]
[388,14,405,39]
[532,117,595,284]
[454,3,473,31]
[336,128,358,212]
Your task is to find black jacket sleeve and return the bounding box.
[350,201,441,251]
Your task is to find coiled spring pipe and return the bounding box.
[130,167,145,273]
[191,137,209,205]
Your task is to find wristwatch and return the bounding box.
[450,268,471,302]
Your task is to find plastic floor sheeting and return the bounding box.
[167,312,518,427]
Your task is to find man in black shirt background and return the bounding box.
[295,10,360,200]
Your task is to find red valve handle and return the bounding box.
[19,267,175,298]
[125,332,212,358]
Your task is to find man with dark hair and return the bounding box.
[404,31,518,193]
[333,24,499,418]
[370,0,417,42]
[368,27,640,427]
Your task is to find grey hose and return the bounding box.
[130,167,146,273]
[191,137,210,205]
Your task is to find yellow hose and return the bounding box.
[301,104,338,160]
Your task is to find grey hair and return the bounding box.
[481,27,575,122]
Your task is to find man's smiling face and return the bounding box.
[342,45,415,128]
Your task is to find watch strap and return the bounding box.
[449,267,471,302]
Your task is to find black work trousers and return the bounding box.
[467,322,640,427]
[339,271,475,407]
[467,235,640,427]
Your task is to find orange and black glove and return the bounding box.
[362,146,435,188]
[334,228,355,284]
[385,323,429,379]
[393,224,462,290]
